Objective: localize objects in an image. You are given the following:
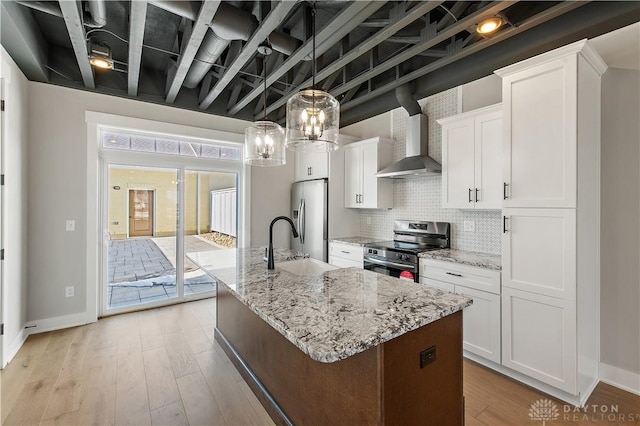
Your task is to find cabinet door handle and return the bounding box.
[446,272,462,277]
[309,166,313,175]
[475,188,479,203]
[360,194,363,204]
[468,188,472,203]
[355,194,359,204]
[503,182,508,200]
[503,216,508,233]
[340,250,350,254]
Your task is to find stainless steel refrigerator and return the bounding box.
[291,179,328,261]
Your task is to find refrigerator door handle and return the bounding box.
[297,199,304,244]
[300,199,306,244]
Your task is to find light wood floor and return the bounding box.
[2,299,638,425]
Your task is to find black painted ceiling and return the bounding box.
[1,1,638,126]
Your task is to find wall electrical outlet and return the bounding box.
[66,220,75,231]
[366,216,372,225]
[65,286,75,298]
[463,221,475,232]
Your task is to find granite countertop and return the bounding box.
[419,249,502,271]
[187,248,472,363]
[329,236,383,246]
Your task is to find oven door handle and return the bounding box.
[363,256,416,271]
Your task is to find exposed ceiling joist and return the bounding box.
[340,1,588,112]
[340,1,640,126]
[165,0,221,103]
[128,0,148,96]
[198,0,298,110]
[330,1,517,98]
[58,0,95,89]
[261,0,443,118]
[0,1,49,82]
[227,0,386,115]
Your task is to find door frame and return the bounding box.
[126,187,156,238]
[0,77,4,365]
[100,157,242,316]
[87,111,250,320]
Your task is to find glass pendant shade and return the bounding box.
[244,121,286,166]
[286,89,340,152]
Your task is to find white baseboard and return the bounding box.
[2,327,28,368]
[25,310,96,335]
[599,362,640,396]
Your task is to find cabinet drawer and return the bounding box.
[420,259,501,294]
[329,242,363,263]
[419,277,455,292]
[329,256,363,269]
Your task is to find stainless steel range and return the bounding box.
[363,220,450,282]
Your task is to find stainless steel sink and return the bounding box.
[277,258,339,276]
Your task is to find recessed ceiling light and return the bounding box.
[476,16,504,35]
[90,54,113,70]
[88,40,114,70]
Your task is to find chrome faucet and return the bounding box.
[267,216,299,270]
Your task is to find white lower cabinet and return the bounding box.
[457,287,501,363]
[501,287,576,394]
[328,242,363,268]
[420,259,501,363]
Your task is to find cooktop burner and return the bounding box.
[364,240,443,255]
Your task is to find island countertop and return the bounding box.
[188,247,472,363]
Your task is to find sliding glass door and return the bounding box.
[106,165,180,310]
[183,170,237,297]
[99,130,243,316]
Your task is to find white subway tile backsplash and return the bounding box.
[358,88,501,255]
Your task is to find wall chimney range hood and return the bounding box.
[376,87,441,179]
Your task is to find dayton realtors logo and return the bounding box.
[529,398,640,424]
[529,399,560,425]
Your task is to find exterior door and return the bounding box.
[129,189,154,237]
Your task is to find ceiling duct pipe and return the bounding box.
[15,1,63,18]
[149,0,198,21]
[376,86,442,178]
[16,0,106,27]
[153,0,301,88]
[84,0,107,28]
[183,2,258,88]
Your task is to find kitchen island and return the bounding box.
[188,248,472,425]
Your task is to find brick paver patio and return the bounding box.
[107,236,222,309]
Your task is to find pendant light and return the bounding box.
[286,4,340,152]
[244,44,286,167]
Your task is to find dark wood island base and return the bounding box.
[215,284,464,426]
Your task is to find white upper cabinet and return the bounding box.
[439,104,502,210]
[344,137,393,209]
[497,43,607,208]
[294,150,329,182]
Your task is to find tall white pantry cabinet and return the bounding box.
[495,40,607,405]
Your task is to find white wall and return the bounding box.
[341,111,392,140]
[26,82,291,324]
[461,75,502,112]
[600,68,640,380]
[250,150,295,247]
[0,47,29,366]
